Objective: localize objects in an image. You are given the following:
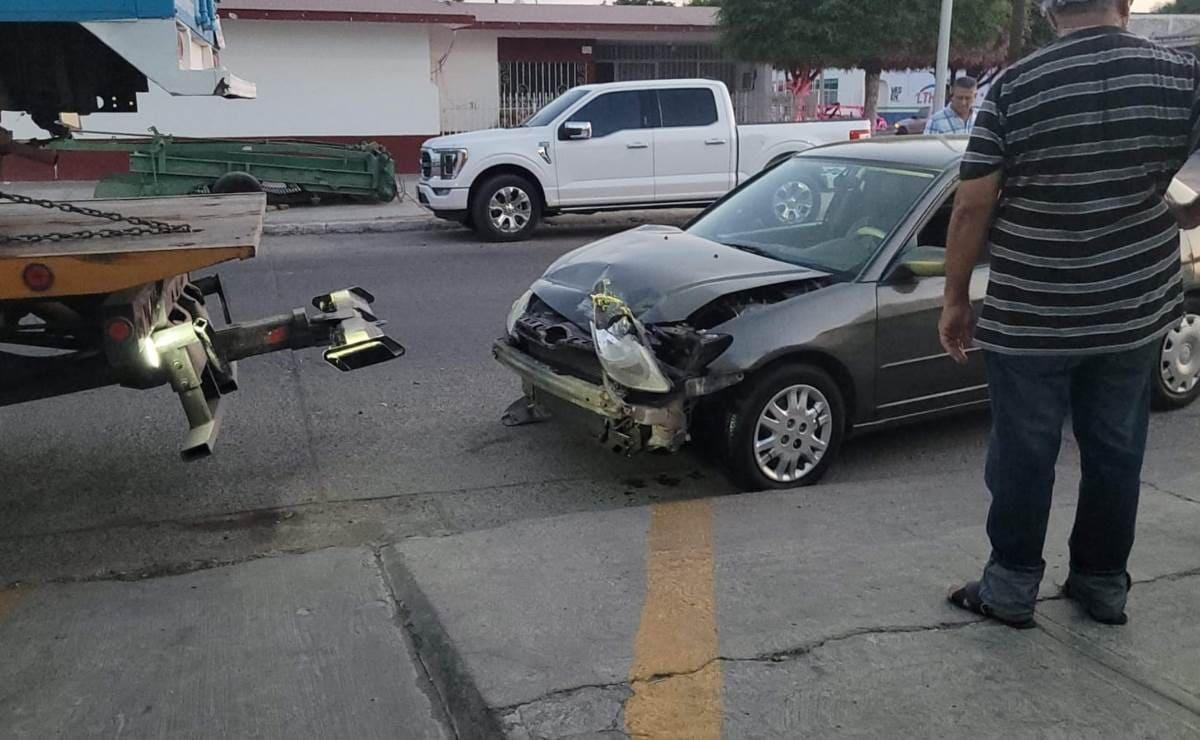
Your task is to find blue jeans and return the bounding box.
[977,341,1158,622]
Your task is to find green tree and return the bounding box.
[716,0,1010,122]
[1155,0,1200,12]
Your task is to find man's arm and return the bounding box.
[939,171,1002,363]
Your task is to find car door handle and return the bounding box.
[705,138,728,146]
[626,142,649,149]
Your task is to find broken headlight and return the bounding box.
[506,290,533,337]
[592,317,672,393]
[590,285,671,393]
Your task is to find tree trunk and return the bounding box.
[1007,0,1028,65]
[863,66,882,125]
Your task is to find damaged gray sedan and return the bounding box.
[494,137,1200,489]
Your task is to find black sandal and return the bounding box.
[1061,573,1132,626]
[947,581,1037,630]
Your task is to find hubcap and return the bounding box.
[772,181,815,224]
[1161,313,1200,395]
[488,186,532,234]
[754,384,834,484]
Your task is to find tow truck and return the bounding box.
[1,1,404,459]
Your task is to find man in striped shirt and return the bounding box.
[940,0,1200,628]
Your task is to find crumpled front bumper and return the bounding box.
[492,339,688,452]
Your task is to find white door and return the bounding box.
[653,87,735,202]
[553,90,655,207]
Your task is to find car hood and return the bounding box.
[423,127,544,150]
[532,225,831,326]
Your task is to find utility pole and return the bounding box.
[1007,0,1028,65]
[932,0,954,113]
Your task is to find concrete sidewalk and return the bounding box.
[0,549,451,738]
[0,179,699,236]
[384,466,1200,739]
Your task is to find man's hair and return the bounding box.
[953,76,978,91]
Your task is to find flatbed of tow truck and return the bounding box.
[0,193,262,300]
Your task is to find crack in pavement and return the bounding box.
[1035,611,1200,724]
[1141,479,1200,506]
[499,619,985,716]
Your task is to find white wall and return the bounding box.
[5,19,442,139]
[430,28,500,133]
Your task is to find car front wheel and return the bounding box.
[723,363,846,490]
[1153,296,1200,410]
[471,174,541,242]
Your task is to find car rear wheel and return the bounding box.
[1153,296,1200,410]
[723,363,846,490]
[471,174,541,242]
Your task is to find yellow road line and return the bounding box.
[625,499,722,739]
[0,584,30,625]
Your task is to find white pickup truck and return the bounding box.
[417,79,873,241]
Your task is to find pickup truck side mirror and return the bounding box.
[890,245,947,282]
[559,121,592,141]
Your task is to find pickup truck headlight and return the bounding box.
[591,316,672,393]
[506,290,533,337]
[430,148,468,180]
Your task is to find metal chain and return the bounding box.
[0,190,193,244]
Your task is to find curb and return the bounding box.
[379,547,503,740]
[263,212,698,238]
[263,217,457,236]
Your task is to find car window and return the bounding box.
[658,88,719,128]
[687,158,938,277]
[907,189,987,266]
[524,88,589,128]
[567,91,650,137]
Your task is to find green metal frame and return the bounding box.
[51,133,398,202]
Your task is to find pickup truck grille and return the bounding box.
[419,150,432,179]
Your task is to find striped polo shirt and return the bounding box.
[962,25,1198,354]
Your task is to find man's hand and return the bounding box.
[939,300,976,365]
[941,171,999,365]
[1166,193,1200,230]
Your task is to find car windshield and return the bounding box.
[523,89,590,128]
[687,157,939,276]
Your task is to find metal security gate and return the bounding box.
[498,60,588,128]
[592,43,741,92]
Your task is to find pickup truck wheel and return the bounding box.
[772,174,822,224]
[724,363,846,490]
[472,175,541,242]
[1153,295,1200,410]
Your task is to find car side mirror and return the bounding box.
[892,245,947,281]
[559,121,592,141]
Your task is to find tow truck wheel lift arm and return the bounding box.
[0,280,404,459]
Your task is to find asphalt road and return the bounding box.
[0,223,1003,584]
[5,224,1200,739]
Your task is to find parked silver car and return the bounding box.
[494,137,1200,489]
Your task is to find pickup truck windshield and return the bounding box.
[688,158,938,276]
[523,89,589,128]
